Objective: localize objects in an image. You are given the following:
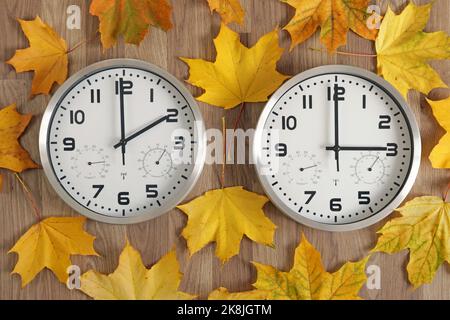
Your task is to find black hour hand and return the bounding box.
[114,115,168,149]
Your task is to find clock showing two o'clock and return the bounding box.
[254,65,421,231]
[39,59,206,224]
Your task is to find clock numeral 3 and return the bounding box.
[92,185,104,198]
[118,192,130,205]
[330,198,342,212]
[70,110,85,125]
[386,143,398,157]
[167,108,178,123]
[358,191,370,205]
[274,143,287,157]
[378,115,391,129]
[146,185,158,198]
[63,137,75,151]
[282,116,297,130]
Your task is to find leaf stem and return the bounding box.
[221,117,226,189]
[67,32,99,54]
[309,47,377,58]
[444,182,450,202]
[232,103,246,132]
[14,173,41,221]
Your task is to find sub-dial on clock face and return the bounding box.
[41,61,205,224]
[254,67,420,231]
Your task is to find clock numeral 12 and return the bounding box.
[115,78,133,95]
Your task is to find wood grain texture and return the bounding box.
[0,0,449,300]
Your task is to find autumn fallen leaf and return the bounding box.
[0,104,38,184]
[9,217,98,287]
[373,196,450,288]
[181,23,289,109]
[427,97,450,168]
[90,0,173,49]
[376,2,450,99]
[282,0,377,52]
[177,186,276,263]
[7,16,68,96]
[209,234,369,300]
[80,241,195,300]
[207,0,245,25]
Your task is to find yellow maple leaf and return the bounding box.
[209,234,368,300]
[373,196,450,288]
[80,242,195,300]
[206,0,245,25]
[7,16,68,96]
[9,217,98,287]
[181,24,289,109]
[282,0,377,52]
[0,104,38,175]
[427,97,450,168]
[90,0,173,49]
[177,186,276,263]
[376,3,450,99]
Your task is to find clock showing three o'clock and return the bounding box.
[254,65,421,231]
[39,59,206,224]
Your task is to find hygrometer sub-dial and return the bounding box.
[139,145,174,178]
[70,145,110,179]
[283,151,322,185]
[351,153,389,185]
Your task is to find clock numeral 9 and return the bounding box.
[330,198,342,212]
[118,192,130,205]
[358,191,370,205]
[63,137,75,151]
[70,110,85,125]
[281,116,297,130]
[386,143,398,157]
[146,185,158,198]
[275,143,287,157]
[167,108,178,123]
[378,115,391,129]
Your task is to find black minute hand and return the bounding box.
[114,115,168,149]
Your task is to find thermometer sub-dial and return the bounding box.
[139,145,174,178]
[71,145,109,179]
[283,151,322,185]
[351,153,389,184]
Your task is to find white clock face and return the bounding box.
[254,66,420,231]
[40,60,205,224]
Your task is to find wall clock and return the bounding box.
[39,59,206,224]
[253,65,421,231]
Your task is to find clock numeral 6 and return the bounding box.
[358,191,370,205]
[146,185,158,198]
[118,192,130,205]
[386,143,398,157]
[275,143,287,157]
[378,115,391,129]
[281,115,297,130]
[167,108,178,123]
[330,198,342,212]
[63,137,76,151]
[70,110,85,125]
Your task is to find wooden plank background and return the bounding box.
[0,0,449,300]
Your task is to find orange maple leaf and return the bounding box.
[0,104,38,174]
[90,0,173,49]
[7,16,68,96]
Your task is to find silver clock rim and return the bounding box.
[253,65,421,232]
[39,58,206,225]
